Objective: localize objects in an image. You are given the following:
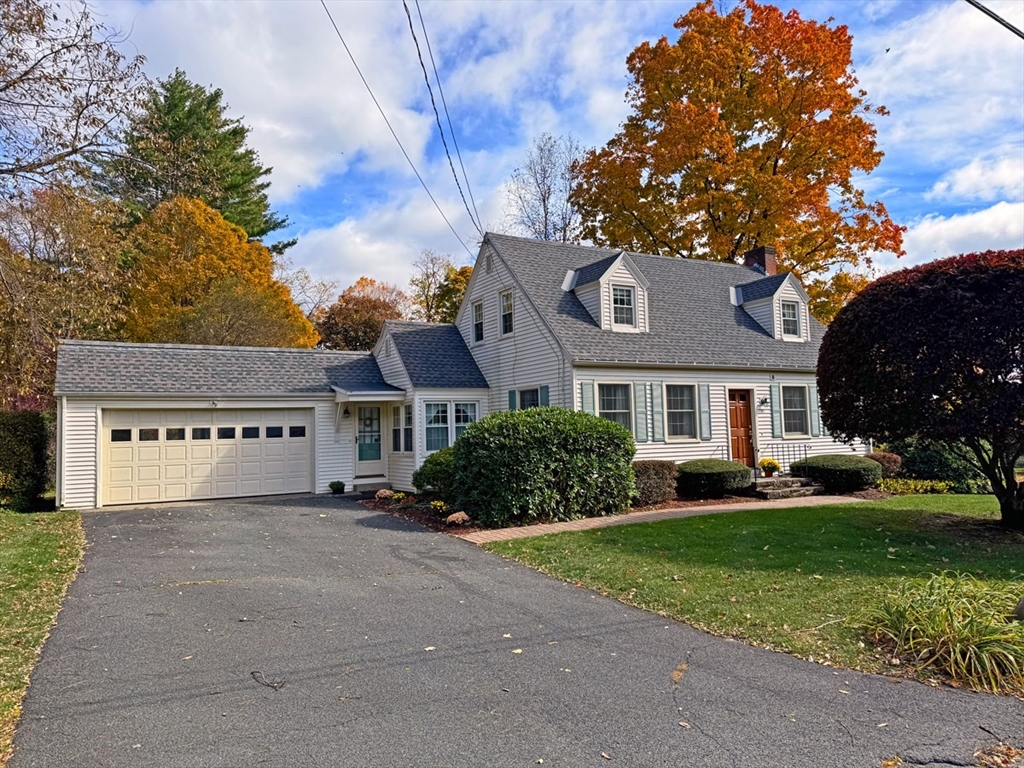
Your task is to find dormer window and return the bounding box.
[781,301,800,336]
[612,286,635,326]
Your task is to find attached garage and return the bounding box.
[54,340,406,509]
[101,408,312,505]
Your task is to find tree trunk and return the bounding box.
[996,480,1024,531]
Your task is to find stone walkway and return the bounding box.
[458,494,865,544]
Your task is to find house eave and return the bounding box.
[571,358,816,373]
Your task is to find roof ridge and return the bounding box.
[58,339,369,357]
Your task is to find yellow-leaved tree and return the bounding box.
[571,0,904,321]
[123,197,317,347]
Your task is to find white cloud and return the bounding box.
[876,201,1024,270]
[926,156,1024,202]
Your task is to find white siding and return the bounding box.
[457,243,569,411]
[373,330,412,390]
[575,282,601,325]
[62,400,99,509]
[601,261,648,333]
[743,297,774,336]
[315,401,351,493]
[573,366,867,467]
[776,282,810,342]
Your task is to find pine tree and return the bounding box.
[96,70,291,250]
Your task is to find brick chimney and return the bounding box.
[743,245,777,276]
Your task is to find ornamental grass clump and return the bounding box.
[862,572,1024,694]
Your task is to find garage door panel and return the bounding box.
[102,408,312,505]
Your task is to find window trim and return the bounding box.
[781,384,811,438]
[611,284,636,328]
[472,300,484,343]
[423,399,481,454]
[597,382,633,435]
[518,388,540,409]
[663,382,699,442]
[780,300,801,337]
[499,290,514,336]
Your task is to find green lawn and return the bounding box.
[0,511,83,766]
[487,496,1023,677]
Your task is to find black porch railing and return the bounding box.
[758,442,809,474]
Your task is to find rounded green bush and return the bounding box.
[412,446,456,502]
[451,407,635,527]
[676,459,752,499]
[790,453,881,492]
[632,460,678,507]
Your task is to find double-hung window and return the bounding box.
[392,406,403,452]
[403,404,413,451]
[598,384,631,431]
[500,291,514,335]
[518,388,540,409]
[424,401,479,452]
[665,384,697,439]
[612,285,635,326]
[473,301,484,342]
[781,301,800,337]
[782,386,809,436]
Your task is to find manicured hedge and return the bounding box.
[412,446,455,502]
[632,460,678,507]
[790,454,881,493]
[451,407,635,528]
[676,459,752,499]
[866,451,902,479]
[0,411,48,511]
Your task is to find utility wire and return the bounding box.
[963,0,1024,40]
[318,0,473,258]
[402,0,482,235]
[414,0,483,234]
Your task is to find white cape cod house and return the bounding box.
[54,233,866,509]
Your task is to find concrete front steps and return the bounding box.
[752,476,826,500]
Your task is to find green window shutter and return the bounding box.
[508,390,517,411]
[698,383,712,441]
[808,383,821,437]
[651,381,665,442]
[539,385,549,406]
[633,382,649,443]
[770,383,782,438]
[579,381,595,414]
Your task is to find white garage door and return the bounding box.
[101,409,313,505]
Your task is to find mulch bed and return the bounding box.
[362,494,761,535]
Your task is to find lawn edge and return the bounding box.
[1,512,86,768]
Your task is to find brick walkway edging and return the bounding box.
[457,495,867,544]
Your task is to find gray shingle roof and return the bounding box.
[55,340,403,396]
[573,253,620,287]
[737,273,788,302]
[387,322,489,389]
[485,233,824,370]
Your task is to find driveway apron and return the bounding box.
[12,496,1023,767]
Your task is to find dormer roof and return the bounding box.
[571,252,650,290]
[482,232,825,370]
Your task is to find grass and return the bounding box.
[0,510,83,766]
[487,496,1023,684]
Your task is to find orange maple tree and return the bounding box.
[313,277,408,351]
[571,0,904,320]
[123,197,317,347]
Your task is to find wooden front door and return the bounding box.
[728,390,755,468]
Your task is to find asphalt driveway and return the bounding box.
[12,496,1023,768]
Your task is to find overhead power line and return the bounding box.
[963,0,1024,40]
[414,0,482,233]
[402,0,482,235]
[318,0,474,258]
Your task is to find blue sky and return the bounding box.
[100,0,1024,295]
